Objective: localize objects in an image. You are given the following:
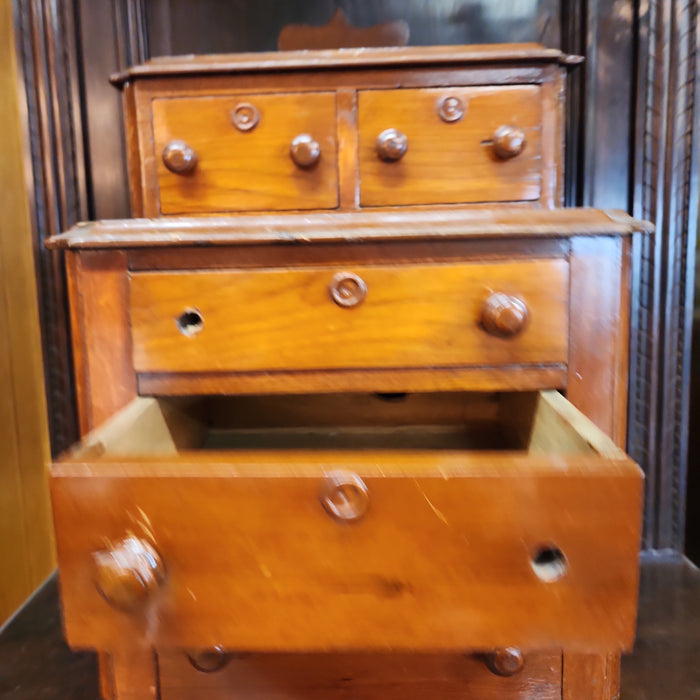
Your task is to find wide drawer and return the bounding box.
[51,391,642,652]
[152,92,339,214]
[358,86,542,206]
[129,259,569,374]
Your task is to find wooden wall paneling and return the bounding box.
[12,0,88,454]
[628,0,700,551]
[0,0,54,624]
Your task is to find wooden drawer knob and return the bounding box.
[162,140,198,174]
[480,293,528,338]
[187,648,233,673]
[438,95,465,123]
[231,102,260,132]
[329,271,367,308]
[376,128,408,162]
[320,471,369,523]
[485,648,525,676]
[93,537,165,611]
[492,125,526,159]
[290,134,321,168]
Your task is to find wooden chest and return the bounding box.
[47,45,650,700]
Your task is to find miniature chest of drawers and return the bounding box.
[47,44,650,700]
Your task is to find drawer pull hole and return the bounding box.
[176,308,204,337]
[531,546,567,582]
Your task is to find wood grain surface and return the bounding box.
[110,44,580,86]
[358,86,542,206]
[153,92,338,214]
[158,650,562,700]
[51,392,642,653]
[66,250,136,433]
[0,0,54,624]
[129,260,569,374]
[46,207,652,249]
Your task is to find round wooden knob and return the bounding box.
[492,125,526,159]
[162,140,197,174]
[376,128,408,162]
[94,537,165,611]
[290,134,321,168]
[320,471,370,523]
[438,96,466,123]
[187,647,233,673]
[480,293,528,338]
[485,648,524,676]
[329,271,367,308]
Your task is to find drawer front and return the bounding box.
[51,449,642,651]
[358,86,542,206]
[130,259,569,374]
[157,650,563,700]
[152,93,339,214]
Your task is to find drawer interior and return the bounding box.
[53,390,641,653]
[68,390,609,459]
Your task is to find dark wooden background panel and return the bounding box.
[145,0,561,56]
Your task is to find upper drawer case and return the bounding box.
[153,92,339,214]
[114,45,580,215]
[358,86,542,206]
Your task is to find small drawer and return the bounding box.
[152,92,338,214]
[129,259,568,375]
[358,86,542,206]
[51,390,642,652]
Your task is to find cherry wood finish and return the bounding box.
[48,41,651,700]
[112,46,578,216]
[152,92,338,214]
[358,86,542,206]
[65,250,136,434]
[46,208,651,249]
[158,651,563,700]
[128,260,568,374]
[110,45,581,85]
[51,391,642,653]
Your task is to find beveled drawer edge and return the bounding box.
[45,208,653,249]
[137,365,568,397]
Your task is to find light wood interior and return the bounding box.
[0,0,55,625]
[64,390,620,460]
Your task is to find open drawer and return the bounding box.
[51,390,642,653]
